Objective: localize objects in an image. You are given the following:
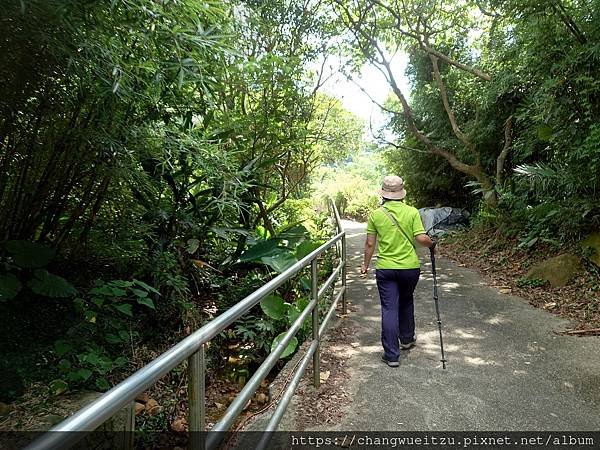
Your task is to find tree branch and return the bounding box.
[368,0,492,81]
[348,77,401,117]
[551,1,586,44]
[429,54,477,155]
[475,0,502,18]
[496,115,513,186]
[335,0,492,188]
[421,42,492,81]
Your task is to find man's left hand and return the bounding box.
[360,263,368,277]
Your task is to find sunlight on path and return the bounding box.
[288,220,600,431]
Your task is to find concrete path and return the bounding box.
[287,220,600,431]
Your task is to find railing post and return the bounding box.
[188,344,205,450]
[311,258,320,388]
[341,234,347,315]
[121,402,135,450]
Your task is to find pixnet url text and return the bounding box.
[290,434,595,448]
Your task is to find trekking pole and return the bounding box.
[429,242,447,369]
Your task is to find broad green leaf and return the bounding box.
[54,340,73,357]
[28,270,77,298]
[118,330,130,341]
[110,280,133,288]
[261,252,298,273]
[260,294,286,320]
[96,357,113,374]
[271,333,298,359]
[0,273,22,301]
[537,125,553,141]
[105,334,122,344]
[49,379,69,396]
[95,378,110,391]
[299,277,311,292]
[57,359,71,371]
[295,240,322,259]
[131,288,148,298]
[84,352,100,365]
[278,223,308,236]
[114,356,128,367]
[5,240,54,268]
[109,319,124,329]
[186,238,200,254]
[109,287,127,297]
[133,280,160,295]
[286,304,302,325]
[278,224,309,246]
[238,239,281,262]
[77,368,92,381]
[296,298,310,312]
[114,303,133,317]
[89,286,114,296]
[137,297,155,309]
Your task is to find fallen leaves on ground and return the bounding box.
[292,314,358,430]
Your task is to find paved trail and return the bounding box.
[285,220,600,431]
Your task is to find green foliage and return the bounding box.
[232,219,333,360]
[261,253,298,274]
[239,224,323,275]
[52,279,158,392]
[238,240,282,263]
[295,240,322,260]
[0,273,21,302]
[207,207,336,378]
[270,199,323,237]
[229,291,310,363]
[28,270,78,298]
[516,277,549,289]
[271,333,298,359]
[383,136,473,209]
[485,1,600,243]
[359,0,600,246]
[259,293,311,359]
[233,314,276,354]
[260,294,288,320]
[4,241,55,268]
[0,0,382,406]
[0,240,76,301]
[313,151,383,221]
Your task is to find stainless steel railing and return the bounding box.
[25,201,346,450]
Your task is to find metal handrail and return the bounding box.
[25,201,346,450]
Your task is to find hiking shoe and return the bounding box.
[400,336,417,350]
[381,355,399,367]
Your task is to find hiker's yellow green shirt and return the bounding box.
[366,201,425,269]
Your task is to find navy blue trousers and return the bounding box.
[375,268,421,361]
